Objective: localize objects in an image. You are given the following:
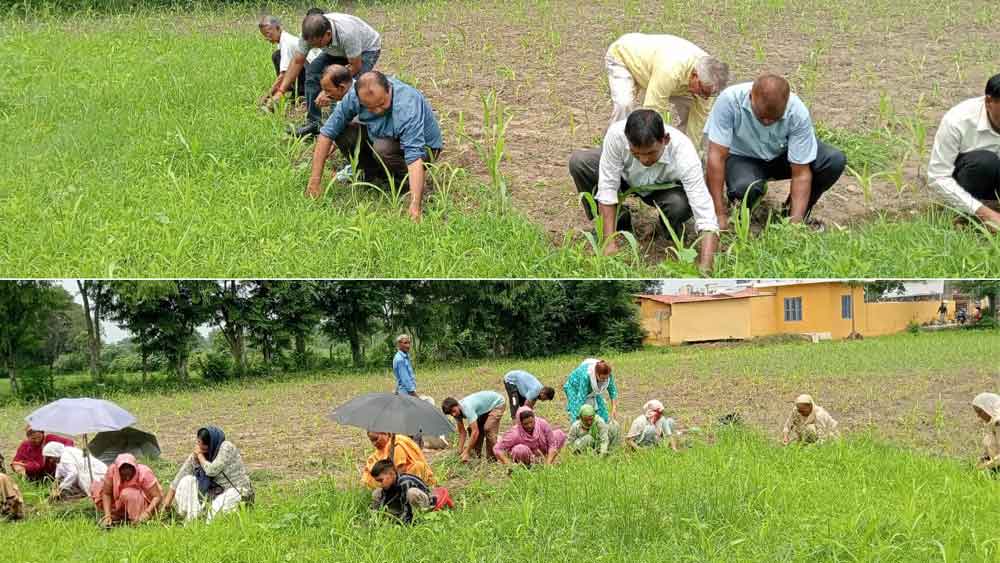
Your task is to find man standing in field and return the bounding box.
[704,74,846,231]
[308,71,443,222]
[393,334,417,397]
[605,33,729,145]
[927,73,1000,233]
[270,11,382,138]
[569,108,720,272]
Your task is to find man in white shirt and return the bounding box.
[927,74,1000,232]
[568,108,720,272]
[272,11,382,138]
[258,16,305,102]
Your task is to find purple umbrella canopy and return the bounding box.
[25,398,137,437]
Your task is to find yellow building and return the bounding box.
[636,281,956,346]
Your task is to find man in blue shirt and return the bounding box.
[392,334,417,396]
[307,71,444,222]
[704,74,846,230]
[502,370,556,419]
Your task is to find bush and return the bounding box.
[16,368,56,403]
[600,317,646,351]
[52,352,87,374]
[906,320,921,334]
[193,351,233,382]
[108,353,142,374]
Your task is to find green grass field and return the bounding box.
[2,330,999,561]
[1,2,998,277]
[6,432,1000,562]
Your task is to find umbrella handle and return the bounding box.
[84,434,94,486]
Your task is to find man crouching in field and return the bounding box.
[927,73,1000,233]
[704,74,846,231]
[307,71,443,222]
[568,108,720,273]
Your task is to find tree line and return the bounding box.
[0,280,651,398]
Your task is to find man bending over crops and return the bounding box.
[258,15,305,104]
[704,74,847,231]
[271,11,382,138]
[308,71,443,222]
[568,108,720,272]
[927,73,1000,233]
[605,33,730,146]
[442,391,505,463]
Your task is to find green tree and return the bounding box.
[77,280,110,382]
[0,282,63,396]
[208,281,253,375]
[318,282,387,367]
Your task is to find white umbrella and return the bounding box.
[26,398,138,486]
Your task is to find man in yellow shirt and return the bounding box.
[606,33,729,147]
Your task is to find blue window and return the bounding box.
[784,297,803,322]
[841,295,853,319]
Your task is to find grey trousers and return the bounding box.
[724,141,847,215]
[568,147,693,236]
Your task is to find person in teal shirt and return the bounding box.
[563,358,619,423]
[441,391,505,463]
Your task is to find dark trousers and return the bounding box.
[272,50,305,99]
[335,123,440,189]
[305,51,381,125]
[954,150,1000,201]
[504,381,525,419]
[568,147,693,236]
[724,141,846,215]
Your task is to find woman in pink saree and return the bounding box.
[493,407,567,466]
[91,453,163,527]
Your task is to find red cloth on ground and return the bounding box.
[13,434,74,481]
[432,487,453,510]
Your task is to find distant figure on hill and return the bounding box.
[563,358,619,424]
[704,74,847,231]
[624,399,678,451]
[270,11,382,138]
[972,393,1000,473]
[502,370,556,419]
[568,108,720,272]
[927,73,1000,234]
[442,391,506,463]
[604,33,729,145]
[782,394,839,445]
[307,71,443,222]
[258,15,306,104]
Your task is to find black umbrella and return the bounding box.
[329,392,455,437]
[88,427,161,465]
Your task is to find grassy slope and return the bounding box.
[0,10,998,277]
[5,431,1000,562]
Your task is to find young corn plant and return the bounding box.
[577,192,640,261]
[461,90,513,211]
[656,205,702,265]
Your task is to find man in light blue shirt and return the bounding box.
[502,370,556,419]
[307,71,443,222]
[704,74,846,230]
[441,391,505,462]
[392,334,416,396]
